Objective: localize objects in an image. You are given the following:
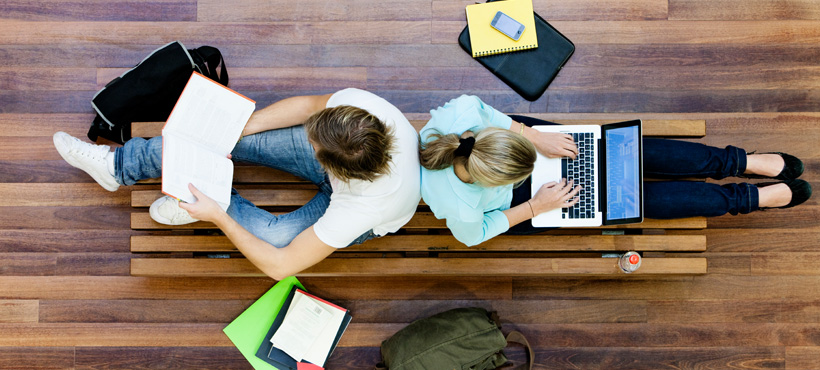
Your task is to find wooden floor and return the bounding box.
[2,0,819,369]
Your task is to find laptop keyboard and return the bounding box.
[561,132,595,219]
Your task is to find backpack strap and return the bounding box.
[190,46,229,86]
[504,331,533,370]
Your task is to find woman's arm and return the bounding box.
[510,120,578,159]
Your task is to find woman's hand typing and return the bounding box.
[529,178,581,215]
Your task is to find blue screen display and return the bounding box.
[605,126,640,220]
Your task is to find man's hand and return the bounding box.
[178,183,227,223]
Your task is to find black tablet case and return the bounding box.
[458,4,575,101]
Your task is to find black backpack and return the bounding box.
[88,41,229,144]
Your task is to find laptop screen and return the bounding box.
[602,121,642,224]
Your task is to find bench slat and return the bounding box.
[131,234,706,253]
[130,212,706,230]
[132,119,706,139]
[130,257,707,277]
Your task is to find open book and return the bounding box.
[161,72,255,211]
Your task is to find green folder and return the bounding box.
[223,276,304,370]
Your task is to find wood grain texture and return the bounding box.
[0,0,197,21]
[434,0,670,21]
[197,0,432,22]
[786,346,820,370]
[0,300,38,323]
[0,347,75,370]
[670,0,820,20]
[649,300,820,323]
[74,346,250,370]
[130,257,708,277]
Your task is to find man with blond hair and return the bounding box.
[54,88,421,280]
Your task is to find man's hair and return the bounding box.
[420,127,535,187]
[303,105,395,182]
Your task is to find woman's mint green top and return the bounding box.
[420,95,513,246]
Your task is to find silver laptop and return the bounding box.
[530,120,643,227]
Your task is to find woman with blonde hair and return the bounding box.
[420,95,811,247]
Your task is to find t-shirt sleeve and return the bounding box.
[468,95,513,130]
[313,196,380,249]
[445,209,510,247]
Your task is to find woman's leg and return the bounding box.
[645,181,758,218]
[643,138,747,180]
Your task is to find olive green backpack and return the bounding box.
[375,307,532,370]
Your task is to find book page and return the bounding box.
[163,73,255,156]
[271,292,333,362]
[162,132,233,210]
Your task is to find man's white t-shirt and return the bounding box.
[312,88,421,248]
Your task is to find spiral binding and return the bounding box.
[473,43,537,58]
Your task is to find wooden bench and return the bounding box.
[129,118,708,277]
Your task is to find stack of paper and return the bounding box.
[271,290,349,366]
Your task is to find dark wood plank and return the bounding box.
[39,300,253,323]
[0,230,131,253]
[75,346,250,370]
[670,0,820,20]
[0,183,129,206]
[649,300,820,323]
[0,206,130,230]
[0,68,97,90]
[525,347,785,370]
[0,0,197,21]
[0,347,75,370]
[0,323,231,346]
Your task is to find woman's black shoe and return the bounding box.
[743,152,804,181]
[759,179,812,210]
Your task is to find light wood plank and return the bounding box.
[433,0,670,21]
[130,257,708,277]
[0,300,38,323]
[0,323,231,346]
[197,0,432,22]
[131,234,706,253]
[0,0,197,21]
[787,346,820,370]
[130,211,706,230]
[0,21,431,45]
[669,0,820,20]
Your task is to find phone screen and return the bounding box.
[492,12,523,39]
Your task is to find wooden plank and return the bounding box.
[0,160,108,183]
[0,113,94,137]
[699,228,820,253]
[0,230,131,253]
[132,118,707,138]
[433,0,670,21]
[0,206,130,230]
[432,20,820,45]
[366,66,820,91]
[39,299,252,323]
[75,347,249,370]
[130,257,708,277]
[197,0,432,21]
[0,253,130,276]
[522,347,784,370]
[787,346,820,370]
[752,253,820,276]
[0,21,431,45]
[669,0,820,20]
[0,347,75,370]
[648,300,820,323]
[0,323,231,346]
[0,300,38,323]
[0,276,511,300]
[0,67,97,90]
[0,0,197,21]
[131,188,316,207]
[0,91,94,114]
[0,183,128,207]
[130,212,705,230]
[98,67,369,91]
[339,299,647,323]
[566,44,820,67]
[131,234,707,253]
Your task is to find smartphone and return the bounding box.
[490,11,525,41]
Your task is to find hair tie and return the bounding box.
[454,137,476,158]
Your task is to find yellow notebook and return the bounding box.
[466,0,538,58]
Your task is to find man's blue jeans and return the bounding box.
[508,115,758,231]
[113,126,375,248]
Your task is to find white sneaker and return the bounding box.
[149,196,198,225]
[53,131,119,192]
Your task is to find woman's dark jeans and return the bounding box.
[507,115,758,234]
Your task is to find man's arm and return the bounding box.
[242,93,334,137]
[180,184,336,280]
